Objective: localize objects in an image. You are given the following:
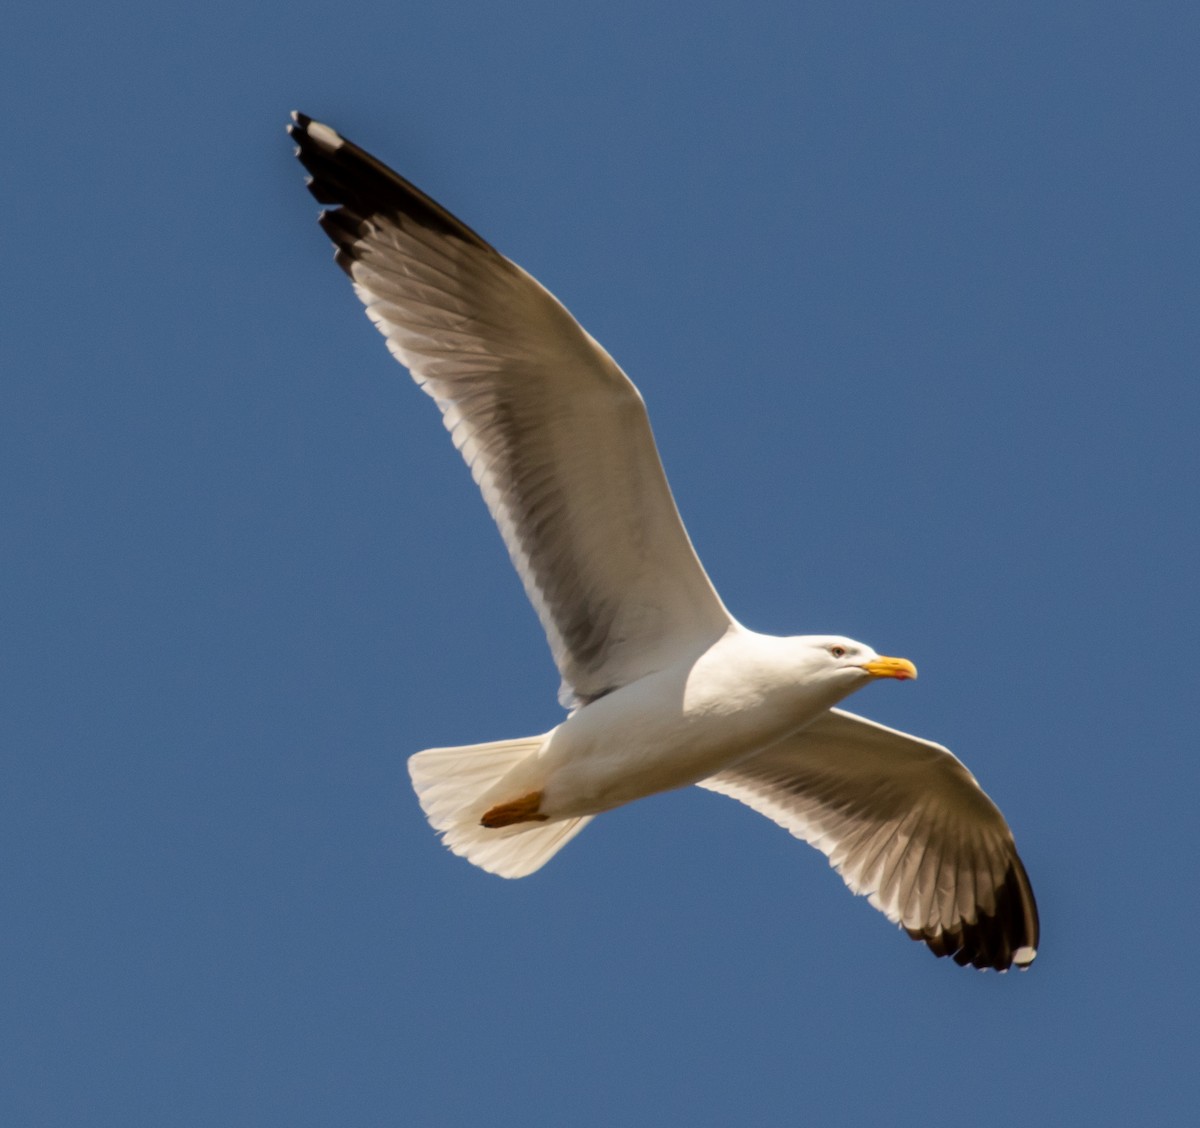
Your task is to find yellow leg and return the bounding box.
[480,790,548,829]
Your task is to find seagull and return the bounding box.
[289,112,1039,971]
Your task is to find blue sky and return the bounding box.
[4,2,1198,1124]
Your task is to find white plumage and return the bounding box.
[290,113,1039,971]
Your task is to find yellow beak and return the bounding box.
[860,656,918,680]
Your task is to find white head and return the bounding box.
[800,634,918,688]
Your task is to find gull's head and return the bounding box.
[804,635,918,685]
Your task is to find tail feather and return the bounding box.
[408,735,592,879]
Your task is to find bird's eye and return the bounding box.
[830,646,846,659]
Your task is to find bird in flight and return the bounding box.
[289,113,1038,971]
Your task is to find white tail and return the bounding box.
[407,735,593,878]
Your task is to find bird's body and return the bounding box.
[496,629,879,821]
[290,113,1040,971]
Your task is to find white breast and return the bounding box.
[536,629,851,816]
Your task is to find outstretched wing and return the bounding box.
[290,114,732,707]
[698,708,1039,970]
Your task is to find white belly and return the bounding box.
[533,628,858,818]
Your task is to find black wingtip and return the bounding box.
[287,111,313,145]
[906,856,1040,972]
[287,113,497,257]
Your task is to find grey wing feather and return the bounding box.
[697,708,1039,970]
[290,115,732,707]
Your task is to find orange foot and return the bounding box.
[480,790,548,829]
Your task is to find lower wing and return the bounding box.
[697,708,1038,971]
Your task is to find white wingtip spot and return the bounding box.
[306,120,344,150]
[1013,945,1037,968]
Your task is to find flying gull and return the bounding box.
[289,113,1039,971]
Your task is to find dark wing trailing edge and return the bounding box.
[698,708,1039,971]
[289,114,732,708]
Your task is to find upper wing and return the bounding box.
[290,114,732,708]
[697,708,1039,970]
